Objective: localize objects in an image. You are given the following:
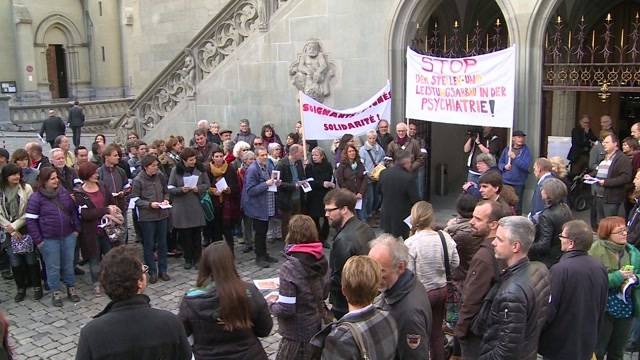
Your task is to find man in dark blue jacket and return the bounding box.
[538,219,607,360]
[498,130,532,215]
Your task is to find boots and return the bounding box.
[33,286,43,300]
[67,287,81,302]
[27,264,43,300]
[14,288,26,302]
[52,291,63,307]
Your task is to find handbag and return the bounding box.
[437,230,461,325]
[200,192,215,222]
[606,288,634,319]
[99,216,126,245]
[366,150,385,181]
[11,233,34,254]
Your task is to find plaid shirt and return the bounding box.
[311,305,398,360]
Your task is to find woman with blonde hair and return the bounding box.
[178,242,273,359]
[269,214,328,359]
[404,201,459,360]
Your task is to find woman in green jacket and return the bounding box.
[589,216,640,360]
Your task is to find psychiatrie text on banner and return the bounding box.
[300,83,391,140]
[405,46,515,128]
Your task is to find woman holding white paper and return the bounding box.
[168,147,210,270]
[207,148,241,254]
[335,144,367,220]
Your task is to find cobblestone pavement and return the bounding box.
[0,238,288,360]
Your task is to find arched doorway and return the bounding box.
[388,0,512,201]
[542,0,640,157]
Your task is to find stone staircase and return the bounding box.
[111,0,290,143]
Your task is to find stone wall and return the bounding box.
[120,0,232,96]
[180,0,393,139]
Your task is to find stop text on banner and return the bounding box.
[405,46,515,128]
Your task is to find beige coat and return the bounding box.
[0,184,33,232]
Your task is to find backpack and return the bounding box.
[200,192,215,222]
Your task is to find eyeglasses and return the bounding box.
[324,207,340,213]
[558,234,571,240]
[254,142,263,145]
[142,265,149,274]
[612,228,628,235]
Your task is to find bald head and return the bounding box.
[601,115,613,130]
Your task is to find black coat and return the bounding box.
[374,270,432,360]
[39,116,66,142]
[538,251,608,360]
[479,259,550,360]
[567,127,597,162]
[178,282,273,360]
[76,294,191,360]
[275,157,305,212]
[329,216,375,314]
[530,202,573,268]
[379,164,420,238]
[68,105,85,127]
[304,161,333,218]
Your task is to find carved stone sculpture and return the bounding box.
[289,39,334,103]
[177,52,196,97]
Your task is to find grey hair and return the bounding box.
[267,142,281,154]
[476,153,496,168]
[366,129,377,138]
[288,144,301,156]
[241,150,256,161]
[541,177,567,205]
[369,233,409,266]
[223,140,235,153]
[497,216,535,252]
[49,148,64,158]
[239,118,250,126]
[232,141,251,158]
[197,119,209,128]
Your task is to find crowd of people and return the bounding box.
[1,113,640,360]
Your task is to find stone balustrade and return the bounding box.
[8,98,134,131]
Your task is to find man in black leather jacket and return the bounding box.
[479,216,550,360]
[324,188,375,319]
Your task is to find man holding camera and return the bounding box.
[464,127,503,183]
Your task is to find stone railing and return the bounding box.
[111,0,287,142]
[8,98,134,132]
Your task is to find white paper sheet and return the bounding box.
[128,197,139,209]
[268,184,278,192]
[159,203,172,209]
[301,181,312,193]
[355,198,363,210]
[253,277,280,290]
[183,175,199,188]
[215,177,229,192]
[403,215,412,228]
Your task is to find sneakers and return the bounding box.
[255,259,270,268]
[159,273,170,282]
[67,287,81,302]
[94,284,102,297]
[14,288,26,303]
[52,291,63,307]
[33,287,43,300]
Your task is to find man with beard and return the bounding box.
[323,188,375,319]
[454,200,509,359]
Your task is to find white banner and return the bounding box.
[405,46,515,128]
[300,83,391,140]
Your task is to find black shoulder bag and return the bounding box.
[438,231,461,325]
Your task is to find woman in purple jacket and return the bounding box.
[26,167,81,307]
[269,214,329,359]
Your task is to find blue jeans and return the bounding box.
[139,219,168,275]
[365,182,380,220]
[40,233,77,291]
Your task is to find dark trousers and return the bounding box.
[178,227,202,265]
[71,126,82,148]
[132,209,143,242]
[139,219,168,276]
[428,286,448,360]
[596,314,633,360]
[47,140,55,149]
[312,216,330,243]
[9,249,42,290]
[459,333,482,360]
[252,218,269,259]
[88,235,112,284]
[213,207,235,254]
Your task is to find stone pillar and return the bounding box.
[0,95,12,129]
[12,5,39,102]
[550,91,576,136]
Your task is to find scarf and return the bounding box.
[210,162,228,203]
[395,135,408,147]
[600,240,630,271]
[40,187,58,200]
[224,153,235,165]
[363,142,377,151]
[2,185,20,221]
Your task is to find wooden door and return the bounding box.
[46,45,59,98]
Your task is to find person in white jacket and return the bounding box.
[404,201,459,360]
